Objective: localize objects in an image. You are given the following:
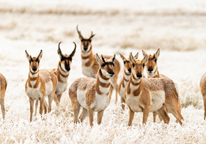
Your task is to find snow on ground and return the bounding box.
[0,0,206,143]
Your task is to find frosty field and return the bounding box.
[0,0,206,143]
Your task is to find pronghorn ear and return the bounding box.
[37,50,43,61]
[69,42,76,58]
[134,52,139,60]
[89,31,95,40]
[95,53,103,65]
[154,48,160,58]
[142,54,149,64]
[129,52,135,65]
[57,42,63,58]
[76,25,84,41]
[25,50,31,61]
[142,50,147,57]
[119,53,126,61]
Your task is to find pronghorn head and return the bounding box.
[129,53,148,80]
[142,48,160,74]
[76,25,95,53]
[57,42,76,72]
[119,52,138,74]
[95,54,115,78]
[25,50,43,73]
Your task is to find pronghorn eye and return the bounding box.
[124,61,126,64]
[101,63,105,67]
[132,63,135,67]
[154,59,157,63]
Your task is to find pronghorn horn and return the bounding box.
[25,50,31,61]
[57,42,63,56]
[101,55,106,63]
[69,42,76,58]
[112,54,116,62]
[89,31,95,40]
[37,50,43,61]
[76,25,84,40]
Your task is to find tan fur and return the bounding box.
[76,26,120,103]
[25,50,59,121]
[125,54,184,126]
[69,54,115,126]
[200,73,206,119]
[142,49,182,123]
[0,73,7,119]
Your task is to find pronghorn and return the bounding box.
[25,50,59,121]
[142,49,182,123]
[69,54,116,127]
[200,73,206,119]
[0,73,7,119]
[76,26,120,103]
[118,52,138,110]
[52,42,76,102]
[124,53,184,126]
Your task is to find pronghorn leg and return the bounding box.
[153,112,157,123]
[157,106,170,124]
[97,110,104,125]
[111,76,118,103]
[39,97,45,115]
[29,98,34,122]
[79,108,88,122]
[35,100,38,116]
[128,107,134,126]
[143,106,150,124]
[165,103,184,125]
[88,107,94,127]
[121,97,125,110]
[73,103,81,123]
[57,94,62,103]
[44,101,48,114]
[53,93,59,109]
[0,97,5,119]
[204,98,206,120]
[48,94,53,113]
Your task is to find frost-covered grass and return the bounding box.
[0,0,206,143]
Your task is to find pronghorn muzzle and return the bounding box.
[136,72,142,78]
[128,68,131,73]
[32,66,37,72]
[148,66,153,73]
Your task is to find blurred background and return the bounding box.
[1,0,206,51]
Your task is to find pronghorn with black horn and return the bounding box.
[69,54,116,127]
[0,73,7,119]
[118,52,138,110]
[142,48,182,123]
[76,25,120,103]
[125,53,184,126]
[25,50,59,121]
[52,42,76,102]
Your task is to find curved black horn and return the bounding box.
[57,42,63,56]
[70,42,77,58]
[101,55,106,63]
[89,31,95,40]
[76,25,84,40]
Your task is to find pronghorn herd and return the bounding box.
[0,26,206,127]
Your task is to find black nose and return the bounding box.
[148,66,153,72]
[32,66,37,72]
[84,47,87,51]
[136,73,142,78]
[65,66,70,71]
[128,68,131,73]
[109,71,114,77]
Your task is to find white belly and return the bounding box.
[93,92,109,112]
[77,89,87,109]
[55,82,67,95]
[26,84,42,100]
[126,93,143,112]
[82,66,96,78]
[150,91,165,112]
[45,81,53,96]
